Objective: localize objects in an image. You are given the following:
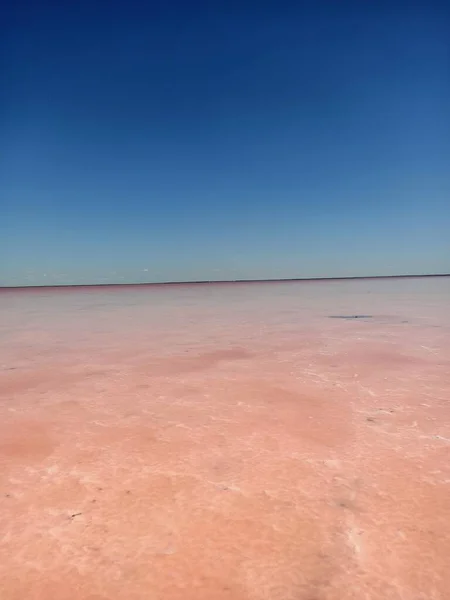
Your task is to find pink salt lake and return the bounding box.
[1,276,449,600]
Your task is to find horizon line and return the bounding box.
[1,273,449,291]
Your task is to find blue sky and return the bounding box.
[1,1,449,286]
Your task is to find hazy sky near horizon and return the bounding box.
[1,0,449,286]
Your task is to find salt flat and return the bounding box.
[1,277,449,600]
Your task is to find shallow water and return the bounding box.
[1,277,449,599]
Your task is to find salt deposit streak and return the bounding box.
[0,276,449,600]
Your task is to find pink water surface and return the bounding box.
[1,277,449,599]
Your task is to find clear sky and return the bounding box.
[1,1,449,286]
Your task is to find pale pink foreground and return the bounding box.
[1,277,449,599]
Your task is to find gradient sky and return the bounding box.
[1,1,449,286]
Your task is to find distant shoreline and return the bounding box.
[1,273,449,291]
